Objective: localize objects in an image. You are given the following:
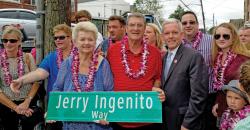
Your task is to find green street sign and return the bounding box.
[47,91,162,123]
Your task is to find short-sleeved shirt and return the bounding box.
[107,42,162,91]
[39,51,59,97]
[234,116,250,130]
[52,56,113,130]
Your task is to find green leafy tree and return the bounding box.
[169,5,185,20]
[133,0,163,16]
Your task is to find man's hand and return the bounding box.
[152,87,166,102]
[181,125,189,130]
[10,79,23,93]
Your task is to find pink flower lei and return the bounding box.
[183,31,203,50]
[0,48,24,86]
[121,36,149,79]
[56,43,74,69]
[220,105,250,130]
[212,49,236,91]
[71,47,99,92]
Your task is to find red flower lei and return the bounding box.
[220,105,250,130]
[0,48,24,86]
[71,47,99,92]
[212,50,236,91]
[121,36,149,79]
[56,43,74,69]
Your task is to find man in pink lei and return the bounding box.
[107,12,165,130]
[181,11,215,130]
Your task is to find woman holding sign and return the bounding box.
[52,21,113,130]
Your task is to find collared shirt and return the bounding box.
[107,42,162,92]
[164,45,180,79]
[183,33,213,93]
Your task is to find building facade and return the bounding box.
[78,0,130,19]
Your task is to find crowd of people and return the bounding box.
[0,9,249,130]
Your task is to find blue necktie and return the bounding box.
[164,52,173,80]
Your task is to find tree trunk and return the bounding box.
[44,0,71,56]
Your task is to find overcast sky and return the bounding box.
[124,0,244,29]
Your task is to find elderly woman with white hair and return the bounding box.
[52,21,113,130]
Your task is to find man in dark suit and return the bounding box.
[161,18,208,130]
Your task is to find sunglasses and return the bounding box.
[54,36,68,40]
[214,34,230,40]
[1,39,18,43]
[182,21,196,25]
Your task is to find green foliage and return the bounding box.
[133,0,163,15]
[169,5,185,20]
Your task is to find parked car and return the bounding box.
[0,8,36,51]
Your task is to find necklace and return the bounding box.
[212,50,236,91]
[56,43,74,69]
[121,36,149,79]
[183,31,203,49]
[0,48,24,86]
[71,47,99,92]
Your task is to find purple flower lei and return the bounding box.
[121,36,149,79]
[0,48,24,86]
[71,47,99,92]
[220,105,250,130]
[183,31,203,50]
[212,49,236,91]
[56,43,74,69]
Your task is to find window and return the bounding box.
[19,11,36,20]
[0,11,18,19]
[113,9,117,15]
[31,0,36,5]
[120,10,122,15]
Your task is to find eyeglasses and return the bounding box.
[182,21,196,25]
[214,34,230,40]
[54,36,68,40]
[1,39,18,43]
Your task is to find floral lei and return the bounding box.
[183,31,203,50]
[0,48,24,86]
[56,43,74,69]
[71,47,99,92]
[212,49,236,91]
[220,105,250,130]
[121,36,149,79]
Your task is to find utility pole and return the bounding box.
[35,0,45,65]
[213,13,215,27]
[200,0,206,32]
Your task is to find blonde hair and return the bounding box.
[72,21,98,41]
[240,61,250,95]
[2,27,23,41]
[146,23,163,50]
[212,23,250,65]
[53,24,72,37]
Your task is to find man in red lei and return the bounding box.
[107,12,165,130]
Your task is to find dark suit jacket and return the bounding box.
[162,44,208,130]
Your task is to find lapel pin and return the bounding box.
[174,59,177,64]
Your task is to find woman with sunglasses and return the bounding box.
[211,23,250,127]
[0,27,41,130]
[10,24,73,130]
[52,21,113,130]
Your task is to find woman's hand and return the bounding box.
[152,87,166,102]
[94,120,109,125]
[212,103,218,117]
[16,100,33,117]
[10,78,23,93]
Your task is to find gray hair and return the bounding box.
[162,18,183,32]
[127,12,146,25]
[72,21,98,40]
